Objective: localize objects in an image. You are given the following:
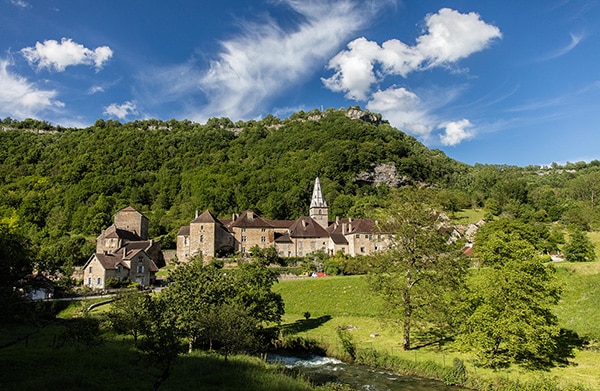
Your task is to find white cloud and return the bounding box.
[537,32,584,61]
[143,0,389,122]
[11,0,30,9]
[0,58,64,119]
[366,87,434,138]
[323,8,501,101]
[323,8,500,145]
[103,101,138,120]
[438,119,475,146]
[88,85,105,94]
[21,38,113,72]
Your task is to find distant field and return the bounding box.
[450,208,486,225]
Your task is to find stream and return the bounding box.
[268,355,469,391]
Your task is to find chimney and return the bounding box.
[233,213,238,221]
[195,210,199,219]
[342,223,347,234]
[248,210,254,220]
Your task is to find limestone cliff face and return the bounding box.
[345,108,386,125]
[355,163,409,187]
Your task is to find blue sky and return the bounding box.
[1,0,599,166]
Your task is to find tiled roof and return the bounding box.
[268,220,295,229]
[177,226,190,236]
[289,216,330,238]
[329,233,348,245]
[274,232,293,243]
[230,210,272,228]
[102,225,143,241]
[93,253,129,271]
[192,209,221,224]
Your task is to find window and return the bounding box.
[242,236,247,242]
[184,236,189,246]
[261,236,266,242]
[200,225,204,231]
[137,265,145,273]
[241,247,246,253]
[261,228,266,232]
[369,234,373,240]
[355,234,360,238]
[88,266,92,273]
[117,265,122,273]
[298,242,303,249]
[200,235,204,242]
[88,277,92,287]
[360,247,366,253]
[242,228,246,232]
[97,277,102,285]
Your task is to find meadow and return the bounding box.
[273,265,600,390]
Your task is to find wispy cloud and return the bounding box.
[536,32,584,62]
[103,101,138,120]
[21,38,113,72]
[322,8,501,145]
[0,58,64,119]
[141,0,392,122]
[10,0,29,10]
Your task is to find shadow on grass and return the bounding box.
[280,315,332,335]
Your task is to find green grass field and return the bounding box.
[273,268,600,390]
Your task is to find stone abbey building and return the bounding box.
[177,178,392,262]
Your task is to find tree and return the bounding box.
[368,190,468,350]
[107,291,151,346]
[160,259,235,353]
[0,223,35,324]
[564,229,596,262]
[458,231,564,368]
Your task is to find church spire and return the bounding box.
[310,177,328,228]
[310,177,327,208]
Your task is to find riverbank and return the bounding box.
[273,274,599,390]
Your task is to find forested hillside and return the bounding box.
[2,108,600,267]
[0,109,465,244]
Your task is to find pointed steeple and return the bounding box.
[310,177,329,229]
[310,177,327,208]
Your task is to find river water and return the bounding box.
[268,355,468,391]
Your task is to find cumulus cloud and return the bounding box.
[103,101,138,120]
[164,0,389,122]
[0,58,64,118]
[323,8,501,100]
[323,8,500,145]
[366,87,434,138]
[438,119,475,146]
[21,38,113,72]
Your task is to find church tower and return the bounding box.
[309,177,329,229]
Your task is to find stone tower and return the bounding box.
[309,177,329,229]
[114,206,148,240]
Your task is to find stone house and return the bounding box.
[83,206,162,289]
[176,178,392,262]
[83,246,158,289]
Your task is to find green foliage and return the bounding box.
[459,235,567,369]
[106,291,151,346]
[564,229,596,262]
[336,328,356,361]
[368,189,469,350]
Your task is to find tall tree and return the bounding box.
[458,230,564,368]
[564,229,596,262]
[368,190,468,350]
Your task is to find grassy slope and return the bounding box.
[0,322,318,391]
[273,269,600,390]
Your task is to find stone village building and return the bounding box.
[83,206,161,289]
[177,178,392,262]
